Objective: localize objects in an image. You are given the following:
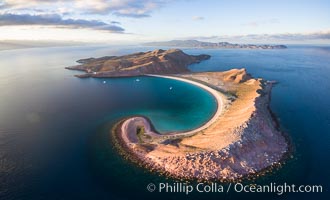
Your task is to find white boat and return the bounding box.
[136,78,140,82]
[103,81,106,84]
[169,86,173,90]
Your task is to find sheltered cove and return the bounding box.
[111,69,289,181]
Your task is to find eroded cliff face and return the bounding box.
[66,49,210,77]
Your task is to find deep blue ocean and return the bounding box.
[0,45,329,199]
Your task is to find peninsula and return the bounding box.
[144,40,287,49]
[67,49,289,181]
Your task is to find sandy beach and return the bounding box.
[145,74,226,137]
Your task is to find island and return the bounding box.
[143,40,287,49]
[66,49,289,181]
[65,49,210,78]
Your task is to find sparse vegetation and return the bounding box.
[136,125,153,143]
[136,126,145,143]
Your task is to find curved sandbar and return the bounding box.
[145,74,225,137]
[113,69,289,181]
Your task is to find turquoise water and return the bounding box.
[0,45,329,199]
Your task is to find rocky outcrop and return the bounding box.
[65,49,210,78]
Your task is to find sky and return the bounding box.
[0,0,329,44]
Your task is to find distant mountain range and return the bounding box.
[143,40,287,49]
[0,40,84,51]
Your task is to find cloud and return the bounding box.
[0,13,125,32]
[241,32,330,41]
[1,0,169,18]
[0,2,6,9]
[111,21,121,25]
[80,0,169,18]
[113,11,150,18]
[192,16,204,21]
[182,31,330,42]
[0,0,61,10]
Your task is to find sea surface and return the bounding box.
[0,45,329,199]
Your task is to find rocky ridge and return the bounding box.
[66,49,210,78]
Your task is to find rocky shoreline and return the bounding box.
[111,69,290,182]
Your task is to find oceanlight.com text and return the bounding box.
[146,182,323,195]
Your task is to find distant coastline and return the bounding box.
[0,40,86,51]
[143,40,287,49]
